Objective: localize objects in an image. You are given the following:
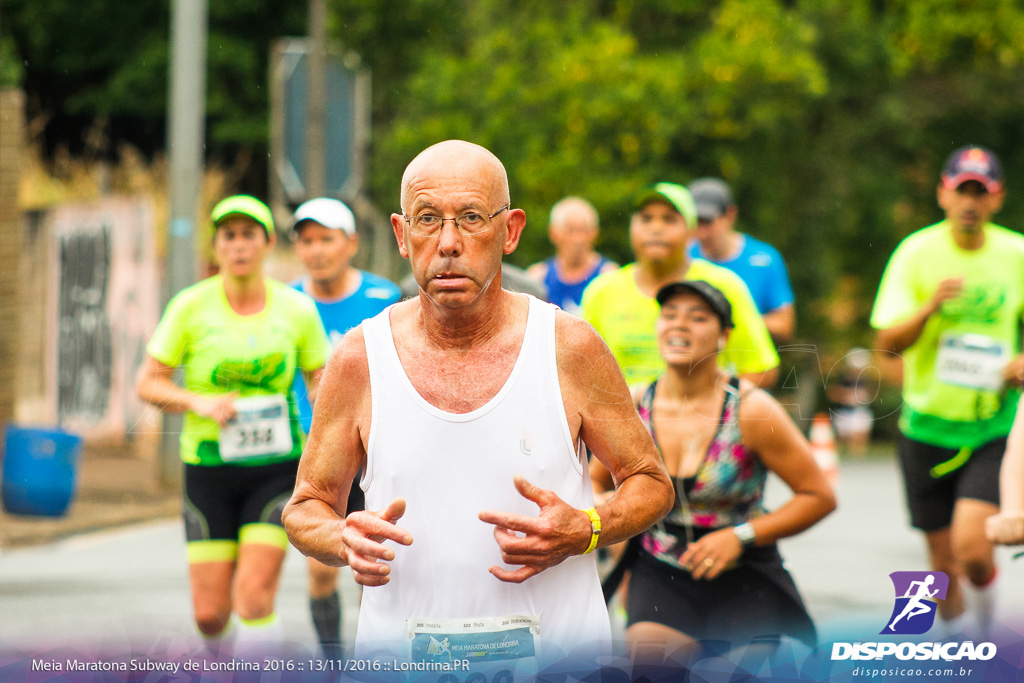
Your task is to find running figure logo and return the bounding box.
[881,571,949,635]
[426,636,451,656]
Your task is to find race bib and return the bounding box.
[407,615,540,667]
[936,333,1008,391]
[219,395,294,461]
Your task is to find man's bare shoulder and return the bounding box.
[555,308,606,353]
[554,309,620,382]
[318,323,372,414]
[328,324,368,371]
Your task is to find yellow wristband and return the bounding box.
[582,507,601,554]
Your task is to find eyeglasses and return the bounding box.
[403,205,509,236]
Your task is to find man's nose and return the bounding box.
[436,220,464,255]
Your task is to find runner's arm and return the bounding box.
[678,387,836,580]
[1002,353,1024,389]
[763,303,795,344]
[478,313,673,584]
[525,261,548,283]
[741,366,778,389]
[564,313,675,548]
[283,328,413,584]
[735,389,837,543]
[135,355,237,424]
[986,405,1024,545]
[302,368,323,406]
[588,453,616,505]
[875,277,963,354]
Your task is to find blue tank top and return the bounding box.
[543,256,611,314]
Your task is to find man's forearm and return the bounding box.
[876,302,937,355]
[593,470,673,549]
[282,498,348,566]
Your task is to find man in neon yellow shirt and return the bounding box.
[580,182,778,389]
[872,146,1024,637]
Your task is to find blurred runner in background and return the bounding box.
[580,182,778,390]
[527,196,616,314]
[687,178,795,343]
[871,146,1024,637]
[136,195,330,656]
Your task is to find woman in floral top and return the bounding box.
[591,280,835,663]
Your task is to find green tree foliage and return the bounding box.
[4,0,169,154]
[3,0,305,188]
[377,1,828,269]
[0,34,24,87]
[5,0,1024,346]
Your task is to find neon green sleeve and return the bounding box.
[146,288,192,367]
[296,296,331,372]
[579,275,604,333]
[871,242,919,329]
[717,275,779,375]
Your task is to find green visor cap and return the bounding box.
[210,195,275,235]
[633,182,697,229]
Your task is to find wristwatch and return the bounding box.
[733,522,756,547]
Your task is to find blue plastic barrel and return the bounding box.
[1,425,83,517]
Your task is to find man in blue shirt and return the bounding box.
[290,197,401,659]
[687,178,795,343]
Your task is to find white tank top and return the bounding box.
[355,295,611,666]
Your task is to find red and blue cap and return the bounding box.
[941,146,1003,193]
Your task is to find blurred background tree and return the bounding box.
[4,0,1024,359]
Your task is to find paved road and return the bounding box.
[0,521,359,658]
[1,455,1022,659]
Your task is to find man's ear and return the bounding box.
[391,214,410,259]
[502,208,527,256]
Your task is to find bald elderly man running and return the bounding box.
[283,140,673,675]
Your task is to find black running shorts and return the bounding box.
[896,434,1003,532]
[183,459,298,562]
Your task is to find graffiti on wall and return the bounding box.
[56,223,113,424]
[48,198,159,438]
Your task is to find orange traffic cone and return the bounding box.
[810,412,840,490]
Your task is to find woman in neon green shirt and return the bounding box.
[137,195,330,655]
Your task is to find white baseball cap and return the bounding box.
[291,198,357,236]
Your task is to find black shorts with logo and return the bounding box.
[896,434,1004,532]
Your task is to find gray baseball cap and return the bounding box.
[689,177,734,222]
